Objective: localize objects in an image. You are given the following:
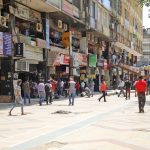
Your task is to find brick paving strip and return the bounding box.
[8,102,144,150]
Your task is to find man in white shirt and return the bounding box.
[118,79,125,97]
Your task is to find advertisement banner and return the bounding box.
[89,54,97,67]
[72,52,87,66]
[60,54,70,65]
[0,32,3,55]
[3,33,12,56]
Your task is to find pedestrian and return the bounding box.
[9,79,24,115]
[68,77,76,106]
[134,76,147,113]
[81,81,85,92]
[75,81,80,96]
[22,80,31,104]
[118,79,125,97]
[45,80,52,104]
[60,80,64,96]
[37,80,45,106]
[89,80,95,97]
[98,80,107,102]
[147,78,150,95]
[125,79,131,100]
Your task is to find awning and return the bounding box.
[114,42,142,57]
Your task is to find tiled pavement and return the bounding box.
[0,92,150,150]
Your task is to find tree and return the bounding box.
[137,0,150,7]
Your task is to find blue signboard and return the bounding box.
[3,33,12,56]
[46,13,50,49]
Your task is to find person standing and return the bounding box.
[38,80,45,106]
[9,79,24,115]
[45,80,52,105]
[60,80,64,96]
[81,81,85,92]
[89,80,95,97]
[134,76,147,113]
[125,79,131,100]
[118,79,125,97]
[22,80,31,104]
[147,78,150,95]
[68,77,76,106]
[98,80,107,102]
[75,81,80,96]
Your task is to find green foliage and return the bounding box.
[138,0,150,7]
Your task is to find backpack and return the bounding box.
[45,84,50,92]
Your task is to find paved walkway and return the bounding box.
[0,93,150,150]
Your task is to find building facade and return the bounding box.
[0,0,143,102]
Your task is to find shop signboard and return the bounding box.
[14,43,24,57]
[73,6,79,18]
[29,9,41,22]
[46,0,61,9]
[62,0,73,16]
[60,54,70,65]
[3,33,12,56]
[97,58,104,67]
[45,13,50,49]
[72,52,87,66]
[89,54,97,67]
[0,32,3,55]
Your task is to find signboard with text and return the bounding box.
[3,33,12,56]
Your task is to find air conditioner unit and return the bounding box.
[15,61,29,72]
[36,23,42,32]
[64,23,68,31]
[0,16,7,27]
[58,20,62,28]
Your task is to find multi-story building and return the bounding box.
[0,0,143,102]
[142,28,150,76]
[110,0,143,86]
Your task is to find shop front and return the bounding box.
[15,44,44,83]
[0,32,12,102]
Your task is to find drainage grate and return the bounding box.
[51,110,72,114]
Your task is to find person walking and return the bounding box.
[9,79,24,115]
[125,79,131,100]
[38,80,45,106]
[134,76,147,113]
[68,77,76,106]
[22,80,31,104]
[45,80,52,105]
[118,79,125,97]
[98,80,107,102]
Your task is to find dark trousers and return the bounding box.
[138,92,146,111]
[126,87,130,99]
[99,91,106,102]
[45,92,52,104]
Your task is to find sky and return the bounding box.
[143,5,150,28]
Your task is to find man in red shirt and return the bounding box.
[98,80,107,102]
[134,76,147,113]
